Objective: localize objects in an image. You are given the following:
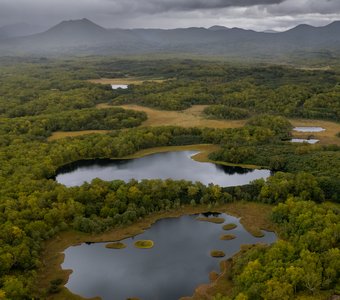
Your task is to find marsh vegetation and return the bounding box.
[222,223,237,230]
[105,242,126,249]
[134,240,154,249]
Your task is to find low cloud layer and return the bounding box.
[0,0,340,31]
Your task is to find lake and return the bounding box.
[55,151,271,187]
[62,212,277,300]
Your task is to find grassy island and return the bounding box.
[220,234,236,240]
[134,240,154,249]
[105,242,127,249]
[196,217,225,224]
[210,250,226,258]
[222,223,237,230]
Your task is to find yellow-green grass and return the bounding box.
[117,105,340,146]
[290,118,340,146]
[210,250,226,258]
[37,202,275,300]
[105,242,126,249]
[48,103,246,141]
[297,66,332,71]
[220,234,236,241]
[88,77,166,85]
[134,240,154,249]
[222,223,237,230]
[196,217,225,224]
[97,104,247,129]
[223,202,273,238]
[48,130,110,141]
[98,104,340,147]
[48,102,340,146]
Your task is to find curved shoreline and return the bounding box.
[52,144,266,181]
[37,202,276,300]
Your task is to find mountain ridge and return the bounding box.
[1,18,340,58]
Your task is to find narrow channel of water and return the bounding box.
[62,213,277,300]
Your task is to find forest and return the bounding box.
[0,57,339,299]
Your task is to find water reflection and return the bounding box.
[55,151,270,187]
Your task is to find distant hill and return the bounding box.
[1,18,340,58]
[208,25,229,31]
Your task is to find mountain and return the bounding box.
[1,18,340,58]
[44,18,107,38]
[0,19,148,54]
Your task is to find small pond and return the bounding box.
[111,84,128,89]
[62,213,277,300]
[55,151,271,187]
[291,138,319,144]
[293,126,325,132]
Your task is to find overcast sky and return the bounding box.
[1,0,340,31]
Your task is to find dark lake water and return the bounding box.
[62,213,277,300]
[55,151,270,187]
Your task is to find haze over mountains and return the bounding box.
[1,18,340,58]
[0,23,45,39]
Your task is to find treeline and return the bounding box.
[0,107,147,143]
[203,105,251,120]
[211,142,340,201]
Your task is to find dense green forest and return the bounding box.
[215,199,340,300]
[203,105,251,120]
[0,57,339,299]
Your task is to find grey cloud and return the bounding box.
[266,0,340,16]
[116,0,286,13]
[0,0,340,31]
